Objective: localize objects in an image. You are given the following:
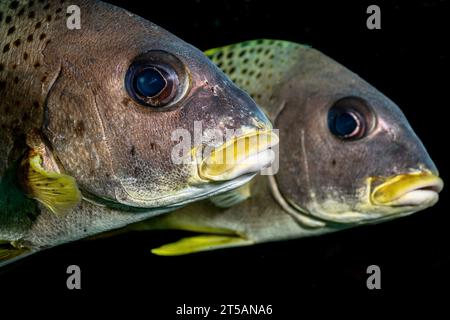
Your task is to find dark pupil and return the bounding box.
[332,112,357,136]
[134,68,166,97]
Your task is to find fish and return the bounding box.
[131,39,443,255]
[0,2,275,265]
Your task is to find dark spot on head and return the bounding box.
[28,11,35,18]
[331,159,336,166]
[23,52,28,60]
[150,142,156,150]
[40,75,47,82]
[13,39,21,47]
[74,120,85,137]
[12,64,17,69]
[7,26,15,35]
[55,7,62,14]
[3,43,10,53]
[122,97,130,106]
[33,101,39,108]
[46,15,52,22]
[13,77,19,84]
[33,61,40,68]
[18,7,25,16]
[35,21,41,29]
[5,16,12,24]
[130,146,136,156]
[27,34,33,42]
[10,1,19,10]
[39,33,46,40]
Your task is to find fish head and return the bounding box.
[41,1,272,211]
[273,47,442,225]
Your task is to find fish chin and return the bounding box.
[113,172,256,211]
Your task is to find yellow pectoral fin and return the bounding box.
[24,154,81,215]
[0,242,29,262]
[151,235,252,256]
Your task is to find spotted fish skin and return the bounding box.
[0,1,272,264]
[0,0,65,176]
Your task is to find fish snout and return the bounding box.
[185,81,276,182]
[198,129,279,181]
[369,170,443,208]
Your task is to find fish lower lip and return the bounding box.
[198,130,279,181]
[370,171,443,207]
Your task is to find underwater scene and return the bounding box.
[0,0,448,313]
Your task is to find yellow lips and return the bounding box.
[198,130,279,181]
[370,171,443,206]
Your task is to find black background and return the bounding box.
[1,0,449,313]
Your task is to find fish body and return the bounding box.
[0,2,273,264]
[137,40,443,255]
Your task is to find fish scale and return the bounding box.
[0,0,273,266]
[0,0,65,176]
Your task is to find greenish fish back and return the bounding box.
[205,39,309,104]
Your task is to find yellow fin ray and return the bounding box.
[25,154,81,215]
[0,241,29,263]
[151,235,252,256]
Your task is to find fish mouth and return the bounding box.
[370,171,443,207]
[197,129,279,181]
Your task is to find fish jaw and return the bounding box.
[196,129,279,181]
[369,170,443,208]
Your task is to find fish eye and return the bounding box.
[328,97,373,140]
[125,50,190,109]
[134,67,168,98]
